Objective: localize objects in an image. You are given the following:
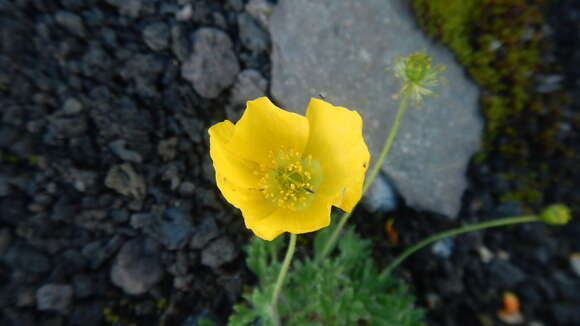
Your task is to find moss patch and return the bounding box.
[411,0,576,210]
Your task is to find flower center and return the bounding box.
[403,52,433,83]
[259,149,323,211]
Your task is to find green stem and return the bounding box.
[318,93,411,260]
[270,233,297,326]
[378,215,540,281]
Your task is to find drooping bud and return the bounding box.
[540,204,571,225]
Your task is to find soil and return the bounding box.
[0,0,578,326]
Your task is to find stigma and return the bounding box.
[258,148,323,211]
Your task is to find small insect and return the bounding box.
[303,187,316,194]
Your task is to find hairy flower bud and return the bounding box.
[392,51,446,104]
[540,204,571,225]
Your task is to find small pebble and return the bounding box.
[431,237,454,259]
[570,253,580,277]
[478,245,494,263]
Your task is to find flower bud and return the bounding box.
[392,51,446,104]
[404,52,432,83]
[540,204,571,225]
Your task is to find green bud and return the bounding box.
[540,204,571,225]
[391,51,446,104]
[404,52,432,83]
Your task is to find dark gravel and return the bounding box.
[0,0,268,324]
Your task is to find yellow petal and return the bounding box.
[215,172,261,205]
[304,98,370,212]
[247,194,333,240]
[210,121,266,214]
[225,97,309,166]
[209,121,259,188]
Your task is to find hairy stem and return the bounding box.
[379,215,540,280]
[319,93,410,260]
[270,233,297,326]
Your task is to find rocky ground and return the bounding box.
[0,0,578,326]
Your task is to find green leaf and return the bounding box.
[229,226,426,326]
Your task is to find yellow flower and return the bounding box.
[209,97,370,240]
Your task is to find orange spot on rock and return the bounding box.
[497,292,523,324]
[385,218,399,246]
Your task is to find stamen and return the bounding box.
[257,148,323,211]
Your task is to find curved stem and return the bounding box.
[270,233,297,326]
[378,215,540,281]
[318,94,411,260]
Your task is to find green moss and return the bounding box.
[103,296,169,325]
[411,0,547,147]
[411,0,570,207]
[500,188,542,204]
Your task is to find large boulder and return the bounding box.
[269,0,482,217]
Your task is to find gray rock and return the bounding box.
[173,275,193,291]
[158,137,178,161]
[62,98,84,115]
[0,228,12,256]
[0,176,10,196]
[181,28,240,99]
[246,0,273,29]
[72,274,94,299]
[81,235,124,270]
[179,181,196,197]
[16,286,36,307]
[61,0,84,10]
[361,172,397,213]
[177,114,204,143]
[230,69,268,105]
[154,207,193,250]
[227,0,244,11]
[570,253,580,277]
[5,245,51,274]
[105,164,147,200]
[110,237,163,295]
[130,212,153,229]
[227,69,268,121]
[551,303,580,325]
[61,249,88,272]
[190,218,219,249]
[131,209,193,251]
[270,0,482,217]
[106,0,154,18]
[75,209,111,232]
[143,22,170,51]
[238,13,270,53]
[48,116,88,138]
[55,11,86,37]
[67,168,98,193]
[160,3,178,15]
[36,284,74,313]
[201,236,237,268]
[176,4,192,21]
[175,251,190,275]
[487,259,526,288]
[161,162,181,191]
[536,74,563,93]
[70,301,104,326]
[109,139,143,163]
[431,237,454,259]
[171,25,190,61]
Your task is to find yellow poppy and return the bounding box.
[209,97,370,240]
